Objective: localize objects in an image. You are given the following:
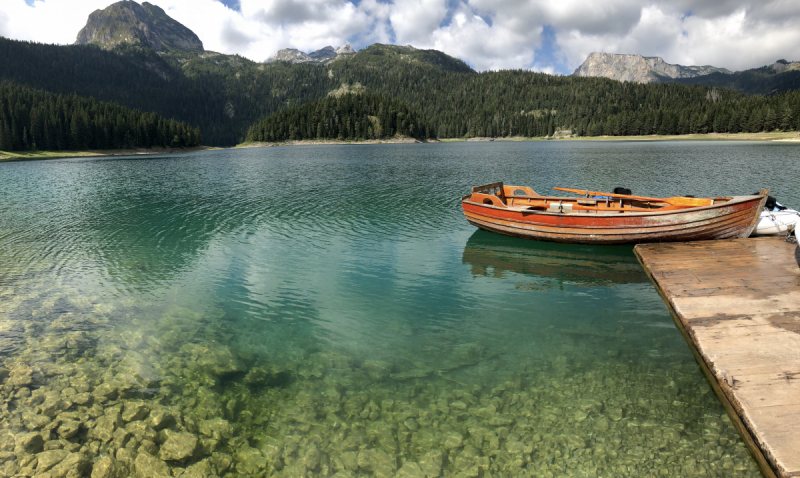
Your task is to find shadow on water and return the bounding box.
[462,230,649,287]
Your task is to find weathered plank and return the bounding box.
[635,237,800,478]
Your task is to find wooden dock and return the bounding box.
[635,237,800,478]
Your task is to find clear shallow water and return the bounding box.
[1,141,798,477]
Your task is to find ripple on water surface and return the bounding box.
[1,141,790,477]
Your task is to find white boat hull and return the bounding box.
[753,208,800,236]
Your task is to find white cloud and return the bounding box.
[0,10,8,38]
[428,6,542,71]
[554,3,800,72]
[1,0,800,73]
[388,0,448,45]
[532,64,556,75]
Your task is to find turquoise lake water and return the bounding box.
[1,141,798,477]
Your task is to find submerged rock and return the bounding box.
[36,449,68,472]
[122,400,150,422]
[47,452,91,478]
[182,343,244,378]
[91,413,122,443]
[418,448,443,478]
[234,446,265,475]
[57,420,82,439]
[357,449,396,477]
[396,461,426,478]
[15,431,44,454]
[8,365,34,388]
[443,431,464,449]
[147,408,178,430]
[198,418,233,441]
[134,453,171,478]
[90,455,126,478]
[159,431,198,462]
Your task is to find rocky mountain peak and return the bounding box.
[266,44,356,64]
[771,59,800,74]
[75,0,203,53]
[308,46,337,61]
[573,52,731,83]
[335,44,355,55]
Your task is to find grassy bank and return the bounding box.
[239,132,800,149]
[440,131,800,142]
[0,146,219,162]
[236,137,427,149]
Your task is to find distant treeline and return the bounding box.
[675,66,800,96]
[245,93,434,142]
[2,37,800,145]
[579,84,800,137]
[0,82,201,152]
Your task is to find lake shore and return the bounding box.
[0,146,219,162]
[237,131,800,149]
[441,131,800,143]
[5,132,797,163]
[236,137,427,149]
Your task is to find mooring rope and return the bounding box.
[764,207,800,243]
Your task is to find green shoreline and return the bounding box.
[236,131,800,149]
[0,146,219,162]
[3,132,799,163]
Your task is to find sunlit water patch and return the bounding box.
[3,141,797,477]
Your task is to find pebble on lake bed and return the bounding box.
[0,284,763,478]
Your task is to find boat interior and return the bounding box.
[465,182,734,214]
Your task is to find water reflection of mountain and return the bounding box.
[462,230,649,286]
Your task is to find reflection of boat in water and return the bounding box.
[462,230,649,286]
[461,183,767,244]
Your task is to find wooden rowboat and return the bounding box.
[461,182,769,245]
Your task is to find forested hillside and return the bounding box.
[245,93,434,142]
[675,66,800,96]
[2,36,799,147]
[0,82,201,152]
[0,38,238,144]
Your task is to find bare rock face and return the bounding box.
[573,52,731,83]
[266,44,356,64]
[771,59,800,74]
[269,48,313,64]
[308,46,337,62]
[75,0,204,52]
[335,44,356,55]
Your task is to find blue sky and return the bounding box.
[2,0,799,73]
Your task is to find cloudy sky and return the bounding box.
[1,0,798,74]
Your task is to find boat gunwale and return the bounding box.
[461,193,764,218]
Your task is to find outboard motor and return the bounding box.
[753,193,787,211]
[613,187,632,196]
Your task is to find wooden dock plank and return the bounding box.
[635,237,800,478]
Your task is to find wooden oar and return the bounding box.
[525,204,652,212]
[553,187,714,208]
[509,194,654,212]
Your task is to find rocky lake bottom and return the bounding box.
[0,272,760,478]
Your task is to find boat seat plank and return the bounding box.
[635,237,800,478]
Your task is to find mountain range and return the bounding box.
[69,0,800,94]
[1,0,799,149]
[573,53,731,83]
[267,45,356,64]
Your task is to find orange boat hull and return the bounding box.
[462,194,767,245]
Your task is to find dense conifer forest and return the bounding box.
[245,93,433,142]
[675,64,800,96]
[2,37,799,147]
[0,82,201,152]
